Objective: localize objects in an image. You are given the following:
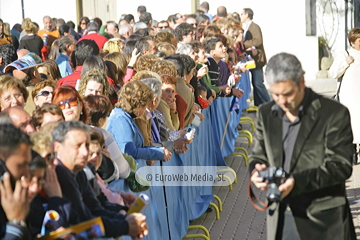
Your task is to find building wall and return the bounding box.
[0,0,351,80]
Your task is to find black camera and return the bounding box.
[258,166,289,202]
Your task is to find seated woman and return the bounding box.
[78,68,110,97]
[32,80,56,108]
[84,128,134,213]
[82,94,130,181]
[106,80,172,164]
[83,94,149,192]
[0,75,28,111]
[52,85,88,122]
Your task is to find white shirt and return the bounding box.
[243,20,253,41]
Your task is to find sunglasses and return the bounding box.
[36,90,53,98]
[58,97,78,110]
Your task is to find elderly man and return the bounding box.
[119,23,133,39]
[249,53,356,240]
[37,16,60,56]
[53,121,148,239]
[79,21,108,50]
[106,21,120,38]
[3,107,34,133]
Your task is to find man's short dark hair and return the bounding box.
[124,14,134,24]
[59,24,70,36]
[137,5,147,14]
[179,54,195,75]
[52,121,89,144]
[139,12,152,25]
[217,6,227,17]
[59,36,73,53]
[243,8,254,20]
[189,41,205,54]
[196,14,209,25]
[174,23,194,42]
[0,123,32,160]
[66,21,75,29]
[205,38,221,53]
[135,36,153,55]
[75,39,99,66]
[32,103,64,129]
[200,1,210,11]
[164,54,185,77]
[0,44,17,66]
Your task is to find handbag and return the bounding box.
[332,50,349,102]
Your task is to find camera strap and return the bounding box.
[248,170,271,211]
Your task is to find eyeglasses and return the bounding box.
[36,90,53,98]
[81,22,87,25]
[58,97,78,110]
[158,26,169,29]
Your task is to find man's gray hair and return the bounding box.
[133,22,147,31]
[87,21,99,32]
[52,121,89,144]
[119,24,130,35]
[140,78,162,98]
[265,52,305,85]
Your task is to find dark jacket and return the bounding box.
[249,88,356,240]
[56,160,130,238]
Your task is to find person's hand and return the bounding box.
[43,165,62,198]
[125,213,148,239]
[346,56,354,65]
[174,145,189,154]
[179,129,187,138]
[232,88,244,98]
[250,164,268,190]
[120,191,136,207]
[146,160,157,166]
[174,138,191,149]
[128,48,141,67]
[195,112,205,121]
[0,172,30,221]
[239,66,248,73]
[233,73,241,84]
[197,65,208,79]
[161,147,172,162]
[279,177,295,199]
[246,47,258,56]
[167,100,177,114]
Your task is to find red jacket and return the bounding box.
[175,94,187,129]
[57,66,116,88]
[78,32,108,50]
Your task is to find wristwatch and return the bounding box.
[8,219,27,227]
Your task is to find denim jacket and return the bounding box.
[106,108,165,161]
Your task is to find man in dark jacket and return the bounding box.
[249,53,356,240]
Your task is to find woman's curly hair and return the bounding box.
[115,80,153,113]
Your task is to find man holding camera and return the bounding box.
[249,53,356,240]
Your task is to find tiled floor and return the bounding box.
[185,111,360,240]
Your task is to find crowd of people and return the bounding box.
[0,2,270,239]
